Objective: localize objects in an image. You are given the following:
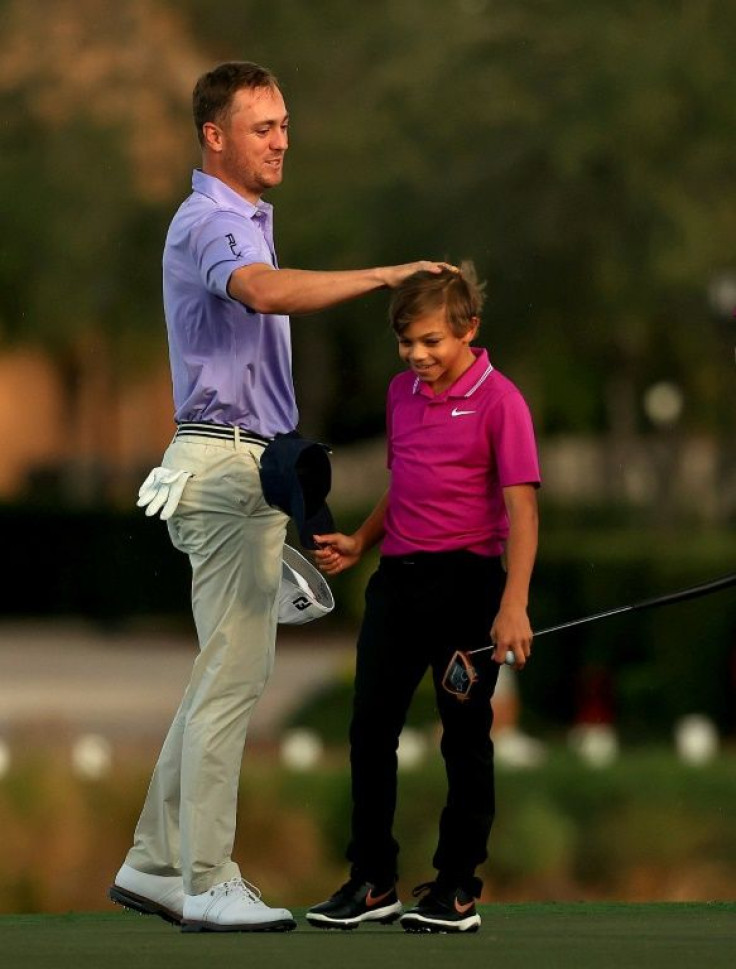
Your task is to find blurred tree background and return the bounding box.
[1,0,734,444]
[178,0,736,449]
[0,0,734,737]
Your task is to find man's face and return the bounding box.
[207,85,289,202]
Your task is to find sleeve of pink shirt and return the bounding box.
[489,389,541,488]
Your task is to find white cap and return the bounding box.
[278,544,335,625]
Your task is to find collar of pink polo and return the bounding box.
[413,347,494,401]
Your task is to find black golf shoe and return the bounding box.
[306,877,402,930]
[399,882,481,933]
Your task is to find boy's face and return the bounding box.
[396,307,478,395]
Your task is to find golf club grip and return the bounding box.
[534,571,736,639]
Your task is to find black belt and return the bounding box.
[174,422,272,447]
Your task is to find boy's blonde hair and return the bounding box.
[389,261,486,337]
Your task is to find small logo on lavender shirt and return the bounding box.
[226,233,242,257]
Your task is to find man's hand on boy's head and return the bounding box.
[380,261,459,289]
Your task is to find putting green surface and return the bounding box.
[1,904,733,969]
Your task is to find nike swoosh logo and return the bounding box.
[451,407,475,417]
[365,888,393,907]
[454,899,475,914]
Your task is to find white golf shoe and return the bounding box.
[109,863,185,926]
[181,877,296,933]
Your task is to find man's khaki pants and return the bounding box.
[125,433,287,895]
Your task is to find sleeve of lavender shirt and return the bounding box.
[190,212,266,300]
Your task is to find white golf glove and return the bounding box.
[137,467,193,520]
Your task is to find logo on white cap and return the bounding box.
[278,544,335,625]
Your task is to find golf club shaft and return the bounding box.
[468,571,736,657]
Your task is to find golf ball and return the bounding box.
[505,649,515,666]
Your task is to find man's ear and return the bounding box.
[202,121,224,153]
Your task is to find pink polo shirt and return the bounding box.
[381,347,540,557]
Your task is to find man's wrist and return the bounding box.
[367,266,391,289]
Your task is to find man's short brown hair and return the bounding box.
[389,261,486,336]
[192,61,280,146]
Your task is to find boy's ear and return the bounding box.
[465,316,480,341]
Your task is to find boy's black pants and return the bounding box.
[346,550,505,895]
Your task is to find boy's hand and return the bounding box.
[312,533,362,575]
[490,605,533,670]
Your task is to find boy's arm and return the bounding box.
[490,484,539,669]
[352,489,390,554]
[313,490,389,575]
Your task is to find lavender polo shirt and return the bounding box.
[162,169,298,437]
[382,347,541,557]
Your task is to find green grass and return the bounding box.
[1,904,734,969]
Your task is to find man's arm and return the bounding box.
[491,483,539,668]
[227,262,453,315]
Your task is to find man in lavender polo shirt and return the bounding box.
[109,60,451,934]
[163,169,298,437]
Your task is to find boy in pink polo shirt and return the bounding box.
[306,264,540,934]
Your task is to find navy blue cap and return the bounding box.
[259,434,335,550]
